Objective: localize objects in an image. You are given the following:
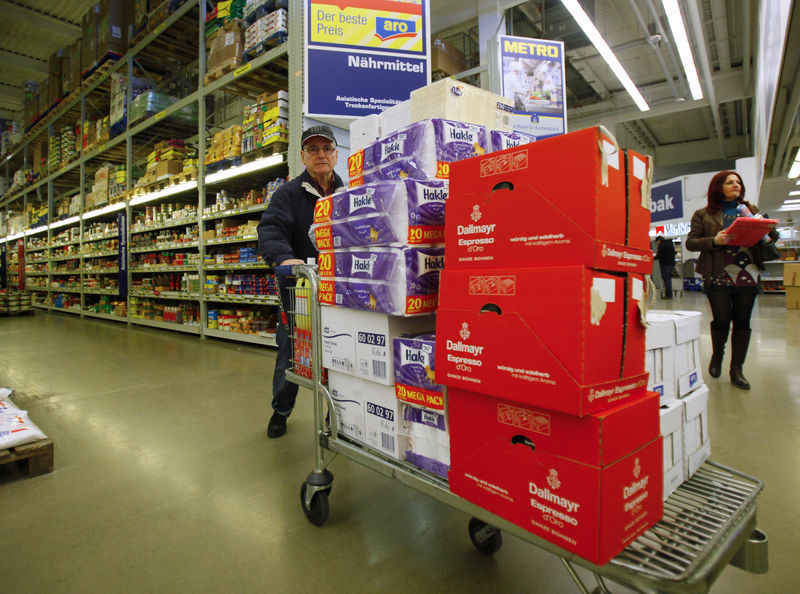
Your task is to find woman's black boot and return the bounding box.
[708,324,728,379]
[729,328,752,390]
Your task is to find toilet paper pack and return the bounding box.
[311,179,449,248]
[490,130,537,152]
[400,404,450,479]
[348,119,487,185]
[318,247,445,315]
[393,333,445,410]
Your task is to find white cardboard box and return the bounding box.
[682,384,711,478]
[328,370,366,443]
[660,399,684,500]
[409,78,513,133]
[675,338,703,396]
[363,378,402,460]
[350,113,380,153]
[379,100,411,136]
[321,305,434,385]
[647,310,705,397]
[646,346,676,404]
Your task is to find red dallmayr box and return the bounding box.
[448,388,663,565]
[625,150,654,250]
[435,266,647,416]
[446,127,652,274]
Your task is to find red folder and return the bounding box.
[723,217,777,246]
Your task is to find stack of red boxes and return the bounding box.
[435,127,662,565]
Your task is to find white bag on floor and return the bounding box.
[0,410,47,449]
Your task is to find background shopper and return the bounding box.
[685,170,779,390]
[257,125,345,437]
[654,236,676,299]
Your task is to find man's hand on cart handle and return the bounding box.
[280,258,305,266]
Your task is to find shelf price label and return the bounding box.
[155,110,167,121]
[154,23,166,36]
[234,64,252,77]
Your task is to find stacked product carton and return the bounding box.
[241,90,288,154]
[435,128,661,565]
[206,125,243,165]
[784,262,800,308]
[244,8,287,55]
[645,310,710,499]
[205,20,244,80]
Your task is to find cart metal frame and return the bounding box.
[281,264,768,593]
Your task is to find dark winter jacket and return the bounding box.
[685,202,779,279]
[655,239,676,265]
[257,169,345,268]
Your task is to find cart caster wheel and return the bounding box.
[468,518,502,555]
[300,482,330,526]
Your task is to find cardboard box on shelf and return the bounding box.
[155,160,183,178]
[97,0,128,61]
[81,3,99,74]
[448,388,663,565]
[435,267,648,416]
[206,21,244,73]
[682,384,710,478]
[431,38,466,77]
[321,306,435,386]
[444,127,653,274]
[659,399,684,499]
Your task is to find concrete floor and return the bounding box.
[1,292,799,593]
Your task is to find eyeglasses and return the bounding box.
[303,145,337,155]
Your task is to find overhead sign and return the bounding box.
[499,35,566,140]
[651,179,684,223]
[305,0,430,119]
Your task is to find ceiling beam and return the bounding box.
[0,85,24,103]
[686,0,726,158]
[568,68,747,128]
[0,50,48,76]
[0,1,80,39]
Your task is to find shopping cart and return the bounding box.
[282,264,768,593]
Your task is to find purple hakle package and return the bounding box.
[400,404,450,479]
[311,179,449,248]
[318,247,445,315]
[356,119,488,184]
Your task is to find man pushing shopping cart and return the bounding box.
[257,125,345,438]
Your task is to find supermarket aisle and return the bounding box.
[1,296,799,593]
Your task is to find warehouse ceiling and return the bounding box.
[0,0,797,220]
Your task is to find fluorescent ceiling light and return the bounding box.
[789,160,800,179]
[662,0,703,100]
[49,216,81,229]
[789,191,800,196]
[779,205,800,211]
[783,199,800,205]
[560,0,650,111]
[82,202,126,220]
[130,181,197,206]
[205,155,284,184]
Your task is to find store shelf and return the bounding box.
[205,234,258,246]
[50,307,82,315]
[204,154,286,186]
[203,294,280,306]
[203,262,269,270]
[129,318,201,334]
[82,268,120,274]
[84,232,120,241]
[202,203,269,220]
[130,241,199,254]
[82,250,119,258]
[130,265,198,272]
[50,255,82,262]
[130,217,199,235]
[82,311,128,323]
[203,327,277,347]
[83,288,122,295]
[50,287,82,293]
[24,271,49,276]
[32,303,51,310]
[129,291,200,300]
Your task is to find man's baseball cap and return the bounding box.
[301,125,337,146]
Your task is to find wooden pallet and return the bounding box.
[170,168,198,185]
[242,142,288,163]
[0,439,54,477]
[203,62,239,86]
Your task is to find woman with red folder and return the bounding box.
[686,170,779,390]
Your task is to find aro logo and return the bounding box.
[374,17,417,42]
